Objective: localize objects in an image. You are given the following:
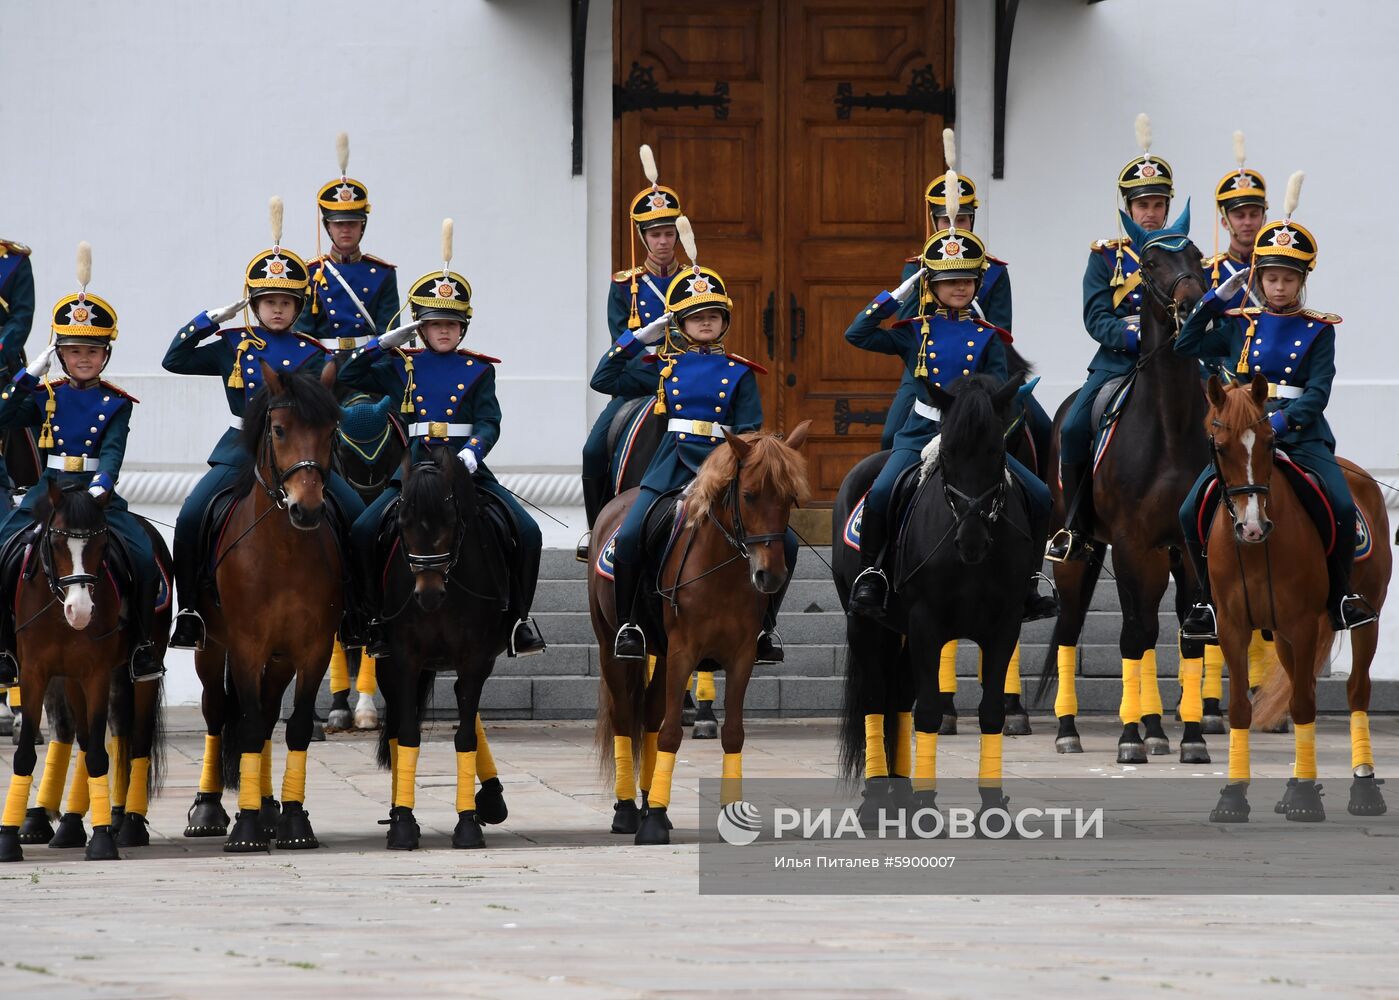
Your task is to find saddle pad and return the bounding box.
[595,525,620,581]
[1091,375,1133,474]
[610,399,654,493]
[842,492,867,550]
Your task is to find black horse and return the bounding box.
[374,447,512,850]
[835,373,1042,820]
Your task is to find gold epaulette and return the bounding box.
[613,266,644,283]
[0,239,32,256]
[1225,306,1263,318]
[984,253,1008,266]
[458,348,502,365]
[1203,252,1228,267]
[1301,308,1342,325]
[1092,237,1127,251]
[99,379,140,404]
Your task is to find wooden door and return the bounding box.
[614,0,954,501]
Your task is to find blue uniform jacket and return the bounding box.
[0,243,35,369]
[1081,239,1148,375]
[0,374,134,496]
[848,293,1008,395]
[602,263,680,401]
[296,252,399,351]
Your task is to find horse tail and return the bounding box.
[594,660,646,782]
[1251,625,1333,730]
[147,681,167,800]
[838,619,903,786]
[220,668,243,790]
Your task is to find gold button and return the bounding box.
[679,433,687,440]
[676,404,682,410]
[721,378,729,385]
[458,384,465,390]
[1285,367,1292,374]
[714,406,722,413]
[467,360,474,366]
[1254,366,1261,372]
[719,391,726,398]
[671,377,679,383]
[416,395,424,401]
[450,395,458,402]
[932,368,939,375]
[672,389,679,395]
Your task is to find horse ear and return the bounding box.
[1205,374,1227,409]
[320,359,339,391]
[259,360,282,394]
[46,477,62,509]
[1250,372,1270,407]
[398,446,412,484]
[783,420,812,452]
[921,377,956,413]
[723,428,752,461]
[990,371,1027,412]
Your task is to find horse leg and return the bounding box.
[384,661,423,851]
[1045,550,1103,753]
[1278,620,1324,822]
[117,678,159,848]
[185,643,230,837]
[639,654,667,825]
[20,684,74,844]
[48,681,93,849]
[1001,643,1032,737]
[354,650,381,730]
[326,641,353,730]
[636,645,696,846]
[888,641,916,810]
[973,629,1019,835]
[1209,619,1254,822]
[224,661,271,853]
[847,615,901,828]
[0,669,48,861]
[274,661,320,849]
[78,672,118,861]
[451,667,490,850]
[1170,554,1213,761]
[692,669,718,739]
[937,641,958,735]
[473,715,508,825]
[1110,545,1171,763]
[908,625,948,830]
[717,658,755,807]
[1249,631,1289,733]
[600,642,642,834]
[1345,620,1386,815]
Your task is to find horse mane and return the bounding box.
[1210,379,1265,432]
[685,431,811,527]
[938,374,1000,448]
[36,484,106,535]
[400,447,459,515]
[234,368,341,494]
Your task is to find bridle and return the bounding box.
[399,461,464,576]
[254,401,330,508]
[1207,405,1278,630]
[942,473,1006,528]
[42,513,106,597]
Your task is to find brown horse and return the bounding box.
[0,483,154,861]
[1201,375,1390,822]
[591,424,811,845]
[183,362,344,852]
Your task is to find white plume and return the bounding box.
[944,170,960,234]
[336,131,350,176]
[1135,112,1152,154]
[441,218,454,267]
[269,196,284,246]
[1284,171,1304,218]
[1233,130,1246,169]
[76,241,92,289]
[640,144,659,186]
[676,214,697,265]
[942,127,957,172]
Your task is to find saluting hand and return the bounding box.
[25,343,57,379]
[1216,267,1251,302]
[205,297,250,325]
[634,312,673,346]
[379,319,424,350]
[891,267,926,304]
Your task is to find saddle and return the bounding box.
[594,488,685,654]
[1089,374,1133,473]
[840,455,924,554]
[1198,453,1363,559]
[606,397,656,492]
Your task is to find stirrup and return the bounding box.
[129,643,166,683]
[756,629,784,664]
[1180,602,1218,641]
[1045,528,1090,563]
[614,622,646,660]
[1332,594,1379,631]
[849,566,889,614]
[575,531,592,564]
[0,651,16,688]
[509,617,546,657]
[170,609,206,650]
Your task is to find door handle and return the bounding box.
[762,291,775,359]
[788,293,805,362]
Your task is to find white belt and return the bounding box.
[334,334,372,351]
[47,455,99,473]
[667,418,732,437]
[913,399,942,422]
[1268,383,1303,400]
[409,421,475,438]
[229,416,243,430]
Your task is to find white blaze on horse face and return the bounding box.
[63,535,95,629]
[1239,428,1265,541]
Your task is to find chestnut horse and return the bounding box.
[184,362,344,852]
[591,424,811,845]
[1201,375,1390,823]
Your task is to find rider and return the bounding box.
[845,191,1053,618]
[578,145,685,560]
[1048,114,1175,561]
[0,235,35,508]
[163,198,367,650]
[1175,172,1378,637]
[340,234,546,657]
[0,244,163,681]
[1206,132,1267,311]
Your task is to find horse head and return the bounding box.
[1120,202,1206,345]
[1205,373,1275,544]
[246,361,340,530]
[397,446,471,611]
[44,480,110,631]
[336,393,404,504]
[926,373,1024,565]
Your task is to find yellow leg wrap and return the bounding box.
[978,733,1003,788]
[238,753,262,811]
[1203,645,1225,701]
[456,751,478,812]
[328,641,350,695]
[864,715,889,779]
[1054,646,1078,718]
[109,738,129,809]
[389,738,399,804]
[645,654,656,684]
[393,745,419,809]
[1229,728,1251,783]
[1005,644,1023,696]
[1139,649,1163,718]
[721,752,742,805]
[1247,630,1271,689]
[695,670,716,703]
[939,642,958,694]
[199,734,222,793]
[67,752,91,816]
[259,740,273,798]
[1293,722,1317,781]
[36,741,73,814]
[282,749,308,805]
[913,732,938,792]
[88,774,112,827]
[640,732,659,792]
[7,685,19,710]
[1119,658,1142,725]
[649,751,677,809]
[894,712,913,777]
[2,774,33,827]
[357,656,378,696]
[1178,657,1204,724]
[613,736,636,802]
[474,716,498,781]
[126,758,151,816]
[1352,711,1374,771]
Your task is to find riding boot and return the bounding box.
[507,570,546,658]
[1180,538,1218,641]
[578,476,609,560]
[848,510,890,618]
[611,559,646,661]
[1046,462,1093,562]
[1325,529,1378,631]
[127,574,165,682]
[169,542,206,649]
[756,575,790,664]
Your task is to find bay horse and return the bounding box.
[1037,228,1213,764]
[835,374,1042,822]
[183,362,343,852]
[374,446,513,851]
[1201,375,1390,822]
[591,423,811,845]
[0,483,159,861]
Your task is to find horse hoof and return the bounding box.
[1116,742,1148,765]
[115,813,150,848]
[475,777,508,825]
[184,792,230,837]
[976,793,1018,839]
[18,807,54,844]
[938,716,958,737]
[611,799,640,834]
[259,796,281,838]
[1284,780,1325,822]
[223,810,271,853]
[275,801,320,849]
[1179,742,1211,765]
[635,807,671,846]
[693,719,718,740]
[1274,777,1297,814]
[354,698,380,731]
[1145,736,1171,756]
[857,778,894,831]
[326,708,353,731]
[110,806,125,836]
[310,720,326,743]
[1348,775,1388,816]
[1055,736,1083,754]
[641,792,674,830]
[84,826,120,862]
[1201,714,1227,735]
[1003,713,1032,737]
[0,827,21,862]
[1209,784,1251,823]
[889,776,915,812]
[385,807,420,851]
[49,812,87,848]
[452,811,486,849]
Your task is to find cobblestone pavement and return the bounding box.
[3,709,1399,998]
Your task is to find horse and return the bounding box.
[591,423,811,845]
[1200,375,1390,823]
[1037,231,1214,764]
[182,362,344,852]
[835,374,1041,821]
[0,482,164,861]
[374,446,514,850]
[324,390,407,733]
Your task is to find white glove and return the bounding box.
[1216,267,1250,301]
[378,319,424,350]
[634,312,672,346]
[25,344,57,379]
[205,297,249,325]
[87,485,107,500]
[891,267,926,304]
[457,447,478,474]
